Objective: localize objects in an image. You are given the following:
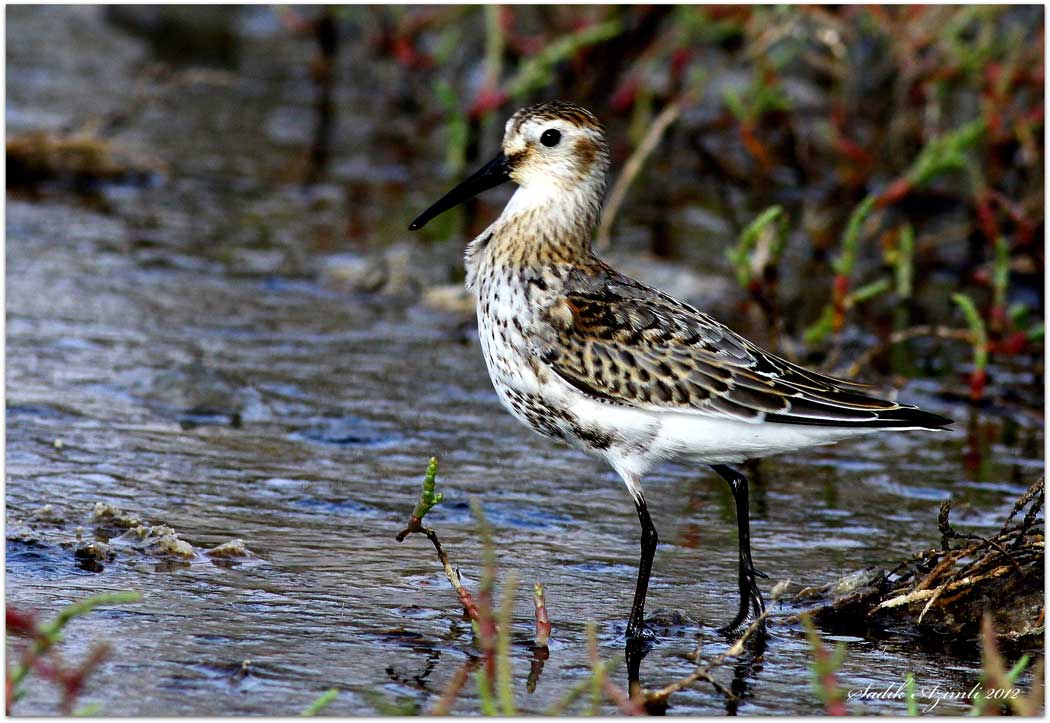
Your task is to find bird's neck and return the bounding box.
[485,183,603,266]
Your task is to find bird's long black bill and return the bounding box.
[408,152,511,231]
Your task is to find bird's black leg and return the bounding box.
[625,494,658,699]
[626,495,658,642]
[711,464,765,635]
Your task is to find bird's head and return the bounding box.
[409,101,610,231]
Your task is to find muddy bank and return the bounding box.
[786,477,1044,644]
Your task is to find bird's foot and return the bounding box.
[718,591,767,638]
[717,612,766,639]
[624,631,655,701]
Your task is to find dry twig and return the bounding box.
[395,458,481,623]
[643,609,771,707]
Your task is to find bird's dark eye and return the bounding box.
[540,129,561,147]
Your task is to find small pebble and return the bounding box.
[205,539,251,558]
[74,540,115,563]
[92,502,142,529]
[30,504,64,524]
[148,532,195,559]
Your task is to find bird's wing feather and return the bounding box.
[536,270,950,429]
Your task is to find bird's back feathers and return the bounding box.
[536,262,952,430]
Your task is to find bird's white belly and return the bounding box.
[563,384,881,474]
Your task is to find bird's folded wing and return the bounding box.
[536,280,950,428]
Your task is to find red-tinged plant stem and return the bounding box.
[972,613,1041,715]
[974,190,1000,244]
[474,599,497,713]
[989,235,1010,334]
[469,87,508,122]
[988,189,1036,246]
[739,120,773,174]
[470,498,499,709]
[611,75,640,112]
[969,369,988,402]
[990,332,1029,356]
[57,644,110,715]
[428,659,478,716]
[6,609,36,636]
[875,177,912,208]
[952,293,990,402]
[801,614,847,716]
[398,525,481,624]
[670,47,692,88]
[832,273,850,333]
[7,592,140,715]
[526,645,549,694]
[584,625,643,715]
[495,573,518,716]
[533,583,551,649]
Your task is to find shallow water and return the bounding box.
[5,6,1043,717]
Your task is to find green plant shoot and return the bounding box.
[952,293,988,370]
[726,205,785,287]
[408,457,443,524]
[300,689,339,716]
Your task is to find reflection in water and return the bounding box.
[386,647,441,692]
[526,645,549,693]
[725,631,766,716]
[626,623,769,715]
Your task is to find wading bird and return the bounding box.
[409,101,951,643]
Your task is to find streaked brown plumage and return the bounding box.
[409,100,952,647]
[538,259,949,428]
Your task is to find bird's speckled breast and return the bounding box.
[469,242,611,450]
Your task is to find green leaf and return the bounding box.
[993,236,1010,308]
[804,304,837,345]
[834,194,877,276]
[908,119,985,188]
[951,293,988,369]
[300,689,339,716]
[905,673,918,716]
[723,87,746,121]
[726,205,784,287]
[847,278,891,307]
[895,224,914,298]
[496,573,518,716]
[1007,655,1031,684]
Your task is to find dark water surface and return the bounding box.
[6,6,1043,716]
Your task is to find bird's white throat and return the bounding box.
[502,181,600,227]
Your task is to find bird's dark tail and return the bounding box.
[868,406,954,429]
[766,404,953,429]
